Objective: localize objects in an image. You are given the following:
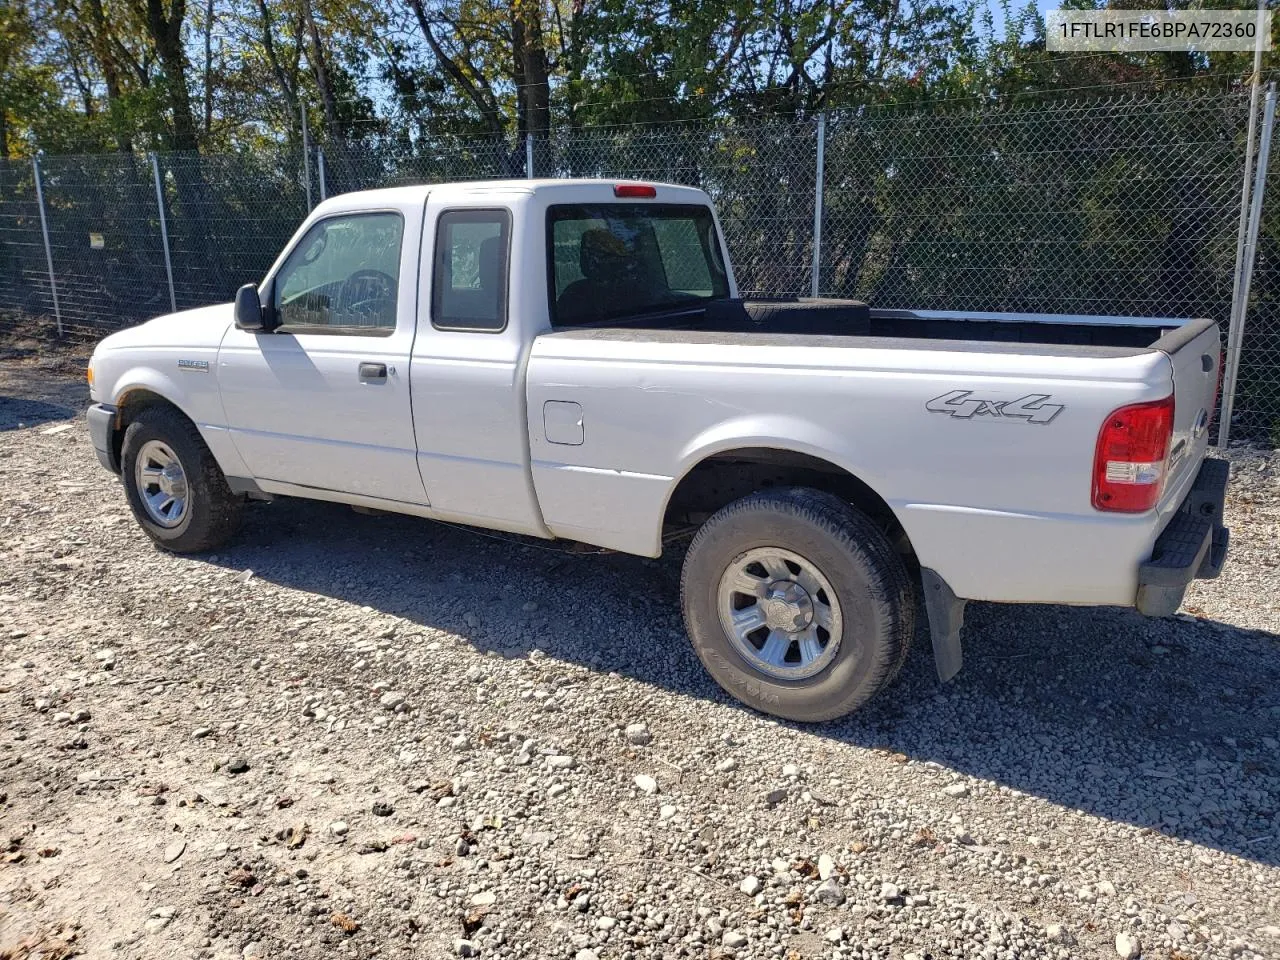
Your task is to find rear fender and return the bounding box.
[674,414,891,501]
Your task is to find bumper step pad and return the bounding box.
[1136,457,1229,617]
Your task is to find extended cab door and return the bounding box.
[217,201,429,503]
[405,192,549,536]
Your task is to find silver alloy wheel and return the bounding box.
[134,439,189,528]
[716,546,843,681]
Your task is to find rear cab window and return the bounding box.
[547,203,729,327]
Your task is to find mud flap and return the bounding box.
[921,567,965,683]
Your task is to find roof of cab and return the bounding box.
[313,178,709,211]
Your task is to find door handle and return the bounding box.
[358,362,387,381]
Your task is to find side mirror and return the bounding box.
[234,283,267,331]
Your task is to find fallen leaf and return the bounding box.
[791,858,819,879]
[912,827,937,846]
[285,823,309,850]
[462,905,489,935]
[330,913,360,934]
[0,923,81,959]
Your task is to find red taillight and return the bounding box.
[1092,395,1175,512]
[614,184,657,198]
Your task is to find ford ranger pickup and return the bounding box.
[85,179,1230,721]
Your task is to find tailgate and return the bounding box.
[1160,319,1222,508]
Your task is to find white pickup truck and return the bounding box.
[86,179,1229,721]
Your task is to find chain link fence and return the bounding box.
[1,90,1277,443]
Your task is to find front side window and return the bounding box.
[548,203,729,327]
[273,212,404,333]
[432,209,511,331]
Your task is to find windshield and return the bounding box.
[547,203,730,326]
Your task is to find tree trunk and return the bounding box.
[202,0,215,137]
[141,0,199,150]
[302,0,340,139]
[84,0,135,152]
[514,1,551,139]
[512,14,527,141]
[405,0,507,138]
[256,0,300,141]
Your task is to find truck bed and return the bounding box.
[564,299,1208,353]
[550,304,1208,358]
[525,311,1222,607]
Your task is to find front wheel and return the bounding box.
[120,406,243,553]
[680,487,914,722]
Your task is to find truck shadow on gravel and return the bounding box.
[213,496,1280,868]
[0,396,77,431]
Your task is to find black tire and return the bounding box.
[120,405,243,553]
[680,487,914,722]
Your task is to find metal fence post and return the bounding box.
[526,133,535,179]
[317,147,327,201]
[1219,0,1269,446]
[1220,83,1276,444]
[301,100,313,210]
[810,112,826,298]
[31,154,63,337]
[150,152,178,314]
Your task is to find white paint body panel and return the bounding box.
[524,332,1199,604]
[87,178,1220,611]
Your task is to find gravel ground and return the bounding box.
[1,358,1279,960]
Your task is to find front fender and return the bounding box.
[99,362,249,480]
[108,367,196,416]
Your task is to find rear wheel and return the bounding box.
[680,487,913,722]
[120,406,243,553]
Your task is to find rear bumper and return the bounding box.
[86,403,118,474]
[1135,457,1229,616]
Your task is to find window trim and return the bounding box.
[544,202,729,329]
[269,209,406,338]
[430,207,513,334]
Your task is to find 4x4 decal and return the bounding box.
[926,390,1064,424]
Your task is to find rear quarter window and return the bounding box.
[431,209,512,332]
